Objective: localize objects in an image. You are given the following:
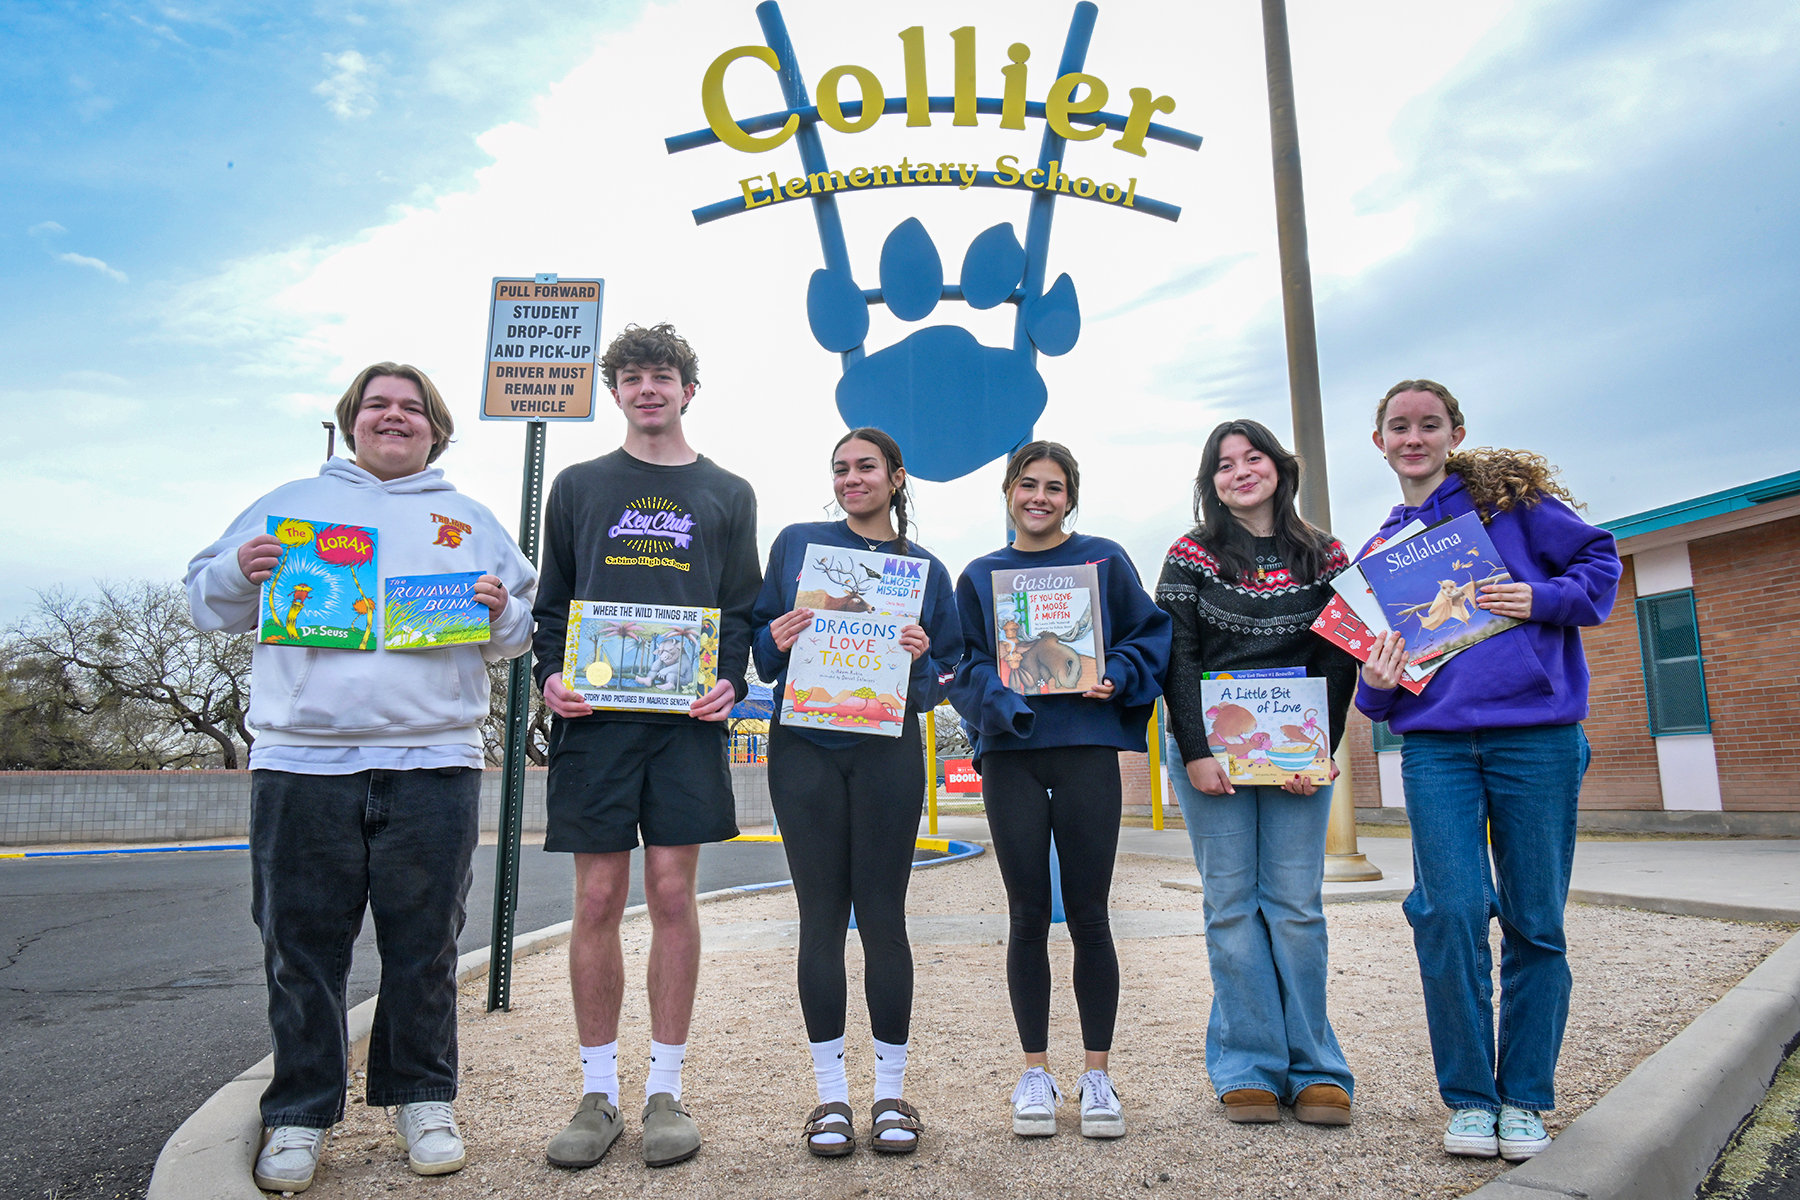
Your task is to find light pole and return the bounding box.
[1261,0,1379,882]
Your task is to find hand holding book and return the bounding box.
[1359,629,1408,692]
[1476,581,1534,621]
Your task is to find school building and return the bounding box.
[1345,469,1800,834]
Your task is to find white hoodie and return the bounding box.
[186,458,538,753]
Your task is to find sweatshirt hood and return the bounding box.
[320,456,455,494]
[1381,472,1469,535]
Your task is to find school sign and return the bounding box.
[666,1,1202,482]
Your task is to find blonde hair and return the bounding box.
[335,363,454,464]
[1446,448,1583,519]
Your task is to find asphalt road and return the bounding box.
[0,838,795,1200]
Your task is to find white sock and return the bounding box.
[873,1038,911,1141]
[646,1040,686,1101]
[808,1038,850,1145]
[579,1042,618,1106]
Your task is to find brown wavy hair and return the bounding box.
[335,362,454,464]
[1376,379,1582,520]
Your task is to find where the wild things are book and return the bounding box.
[562,600,719,714]
[991,563,1105,696]
[1359,511,1522,669]
[781,545,930,737]
[259,517,379,651]
[1200,676,1332,786]
[384,572,489,650]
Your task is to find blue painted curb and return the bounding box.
[1,843,250,859]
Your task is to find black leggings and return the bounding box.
[981,745,1122,1054]
[767,713,923,1045]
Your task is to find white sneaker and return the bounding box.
[394,1101,466,1176]
[1444,1107,1498,1157]
[1010,1066,1063,1136]
[255,1125,326,1192]
[1077,1069,1125,1139]
[1498,1105,1551,1160]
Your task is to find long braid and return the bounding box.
[893,485,911,555]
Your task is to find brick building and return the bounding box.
[1344,469,1800,833]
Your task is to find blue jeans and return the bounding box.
[1167,738,1352,1103]
[249,767,481,1128]
[1400,724,1588,1114]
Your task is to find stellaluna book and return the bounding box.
[1200,676,1332,786]
[1360,511,1521,669]
[990,563,1105,696]
[562,601,720,713]
[258,517,379,651]
[384,572,489,650]
[781,545,930,737]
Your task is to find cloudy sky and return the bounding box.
[3,0,1795,622]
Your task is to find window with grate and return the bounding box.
[1636,589,1710,735]
[1371,721,1404,752]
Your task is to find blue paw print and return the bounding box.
[806,218,1081,482]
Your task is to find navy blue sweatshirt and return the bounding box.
[751,521,963,750]
[950,533,1171,761]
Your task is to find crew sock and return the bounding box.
[579,1042,618,1106]
[646,1040,686,1102]
[873,1038,910,1141]
[808,1038,850,1145]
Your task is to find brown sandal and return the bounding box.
[870,1098,922,1153]
[803,1102,856,1157]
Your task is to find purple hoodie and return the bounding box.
[1353,474,1621,733]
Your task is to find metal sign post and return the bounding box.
[479,272,604,1011]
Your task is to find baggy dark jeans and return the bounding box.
[249,767,480,1128]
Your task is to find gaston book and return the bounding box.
[562,600,719,713]
[1200,676,1332,786]
[384,572,489,650]
[1360,511,1521,669]
[258,517,378,651]
[782,545,929,737]
[991,563,1105,696]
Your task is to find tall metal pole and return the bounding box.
[488,419,548,1010]
[1260,0,1378,882]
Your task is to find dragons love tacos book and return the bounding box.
[781,545,930,737]
[990,563,1105,696]
[1359,511,1522,669]
[258,517,379,650]
[383,572,489,650]
[562,600,719,713]
[1199,676,1332,786]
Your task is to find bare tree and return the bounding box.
[10,583,254,768]
[480,659,549,768]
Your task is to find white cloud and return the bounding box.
[56,252,128,283]
[28,221,66,237]
[315,49,378,119]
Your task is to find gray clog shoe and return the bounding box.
[546,1093,623,1168]
[641,1092,701,1167]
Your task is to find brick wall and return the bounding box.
[1692,516,1800,811]
[1344,709,1381,807]
[1576,557,1664,808]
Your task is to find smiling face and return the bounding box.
[1212,433,1279,531]
[832,437,901,521]
[352,374,434,481]
[1007,457,1071,548]
[611,360,695,435]
[1374,389,1467,496]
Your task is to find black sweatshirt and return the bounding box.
[532,449,761,721]
[1153,530,1358,765]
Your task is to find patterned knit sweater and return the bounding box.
[1154,530,1359,766]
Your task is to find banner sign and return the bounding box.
[943,757,982,793]
[478,274,605,422]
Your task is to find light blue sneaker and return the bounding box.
[1498,1105,1551,1160]
[1444,1107,1498,1157]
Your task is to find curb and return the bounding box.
[1468,928,1800,1200]
[146,840,982,1199]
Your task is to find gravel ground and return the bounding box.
[298,851,1791,1200]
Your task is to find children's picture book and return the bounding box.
[782,545,930,737]
[1360,511,1521,669]
[1200,676,1333,785]
[562,601,720,713]
[259,517,379,651]
[383,572,489,650]
[1310,596,1428,695]
[1202,667,1306,681]
[991,563,1105,696]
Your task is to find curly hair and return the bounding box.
[599,323,699,392]
[1446,448,1584,520]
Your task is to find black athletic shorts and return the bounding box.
[543,718,739,853]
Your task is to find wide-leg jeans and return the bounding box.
[1400,724,1588,1114]
[249,767,481,1128]
[1167,739,1353,1103]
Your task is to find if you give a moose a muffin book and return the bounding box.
[781,545,929,737]
[991,562,1106,696]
